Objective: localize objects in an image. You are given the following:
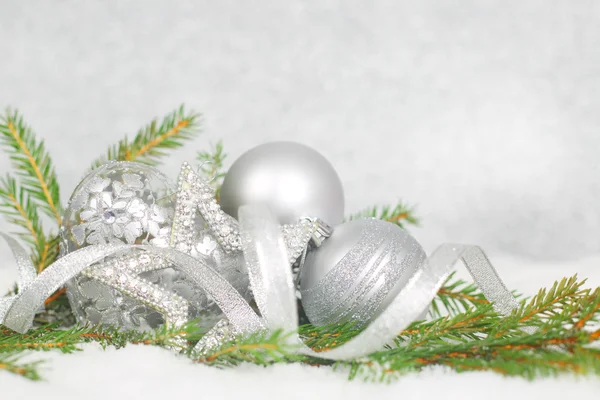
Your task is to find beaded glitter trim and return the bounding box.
[80,162,333,349]
[82,252,189,328]
[172,162,325,263]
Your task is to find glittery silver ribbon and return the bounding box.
[1,206,519,359]
[0,236,262,335]
[237,205,519,359]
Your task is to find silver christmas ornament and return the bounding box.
[60,162,249,332]
[61,162,175,252]
[300,218,427,327]
[60,161,323,333]
[219,141,345,226]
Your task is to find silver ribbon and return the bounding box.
[1,205,518,359]
[237,205,519,359]
[0,238,262,334]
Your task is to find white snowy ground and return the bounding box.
[2,255,600,399]
[2,1,600,398]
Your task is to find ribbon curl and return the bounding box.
[0,240,262,335]
[0,206,519,359]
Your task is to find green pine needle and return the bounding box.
[0,354,43,380]
[430,272,491,318]
[194,330,305,368]
[196,140,227,199]
[0,175,44,249]
[0,109,62,224]
[347,202,420,228]
[89,105,202,169]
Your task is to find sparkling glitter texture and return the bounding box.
[61,162,247,332]
[2,202,520,359]
[300,219,426,326]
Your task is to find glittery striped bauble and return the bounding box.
[299,218,426,327]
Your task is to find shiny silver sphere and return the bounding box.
[300,218,427,327]
[219,141,345,225]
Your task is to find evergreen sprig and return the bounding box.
[0,109,62,224]
[193,330,305,368]
[0,354,42,380]
[0,110,62,272]
[430,272,491,318]
[347,202,419,228]
[89,105,201,169]
[5,276,598,381]
[196,140,227,200]
[0,176,60,272]
[0,176,44,249]
[344,327,600,381]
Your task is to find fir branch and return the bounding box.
[44,288,67,307]
[0,175,59,273]
[516,276,587,323]
[194,330,305,368]
[574,288,600,329]
[0,175,42,247]
[1,276,600,381]
[348,201,419,228]
[490,276,588,336]
[0,321,203,354]
[0,354,42,380]
[89,105,201,169]
[398,304,497,347]
[430,272,490,318]
[350,325,600,381]
[0,109,62,224]
[196,140,227,199]
[35,234,60,274]
[300,322,362,352]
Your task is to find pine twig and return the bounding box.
[430,272,490,318]
[0,354,42,380]
[0,175,42,247]
[194,330,304,367]
[196,140,227,199]
[516,276,586,324]
[0,173,58,273]
[89,105,201,169]
[0,109,62,224]
[348,202,419,228]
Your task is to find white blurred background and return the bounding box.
[1,1,599,261]
[1,1,600,398]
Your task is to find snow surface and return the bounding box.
[2,255,600,399]
[1,0,600,398]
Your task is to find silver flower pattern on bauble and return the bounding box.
[70,173,171,247]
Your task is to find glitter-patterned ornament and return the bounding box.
[61,162,249,332]
[299,218,427,327]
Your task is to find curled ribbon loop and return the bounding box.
[237,204,519,360]
[1,206,519,359]
[0,241,262,335]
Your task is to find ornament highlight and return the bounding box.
[300,218,426,326]
[219,141,345,226]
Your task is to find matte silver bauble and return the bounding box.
[219,141,345,226]
[60,162,249,332]
[300,218,427,327]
